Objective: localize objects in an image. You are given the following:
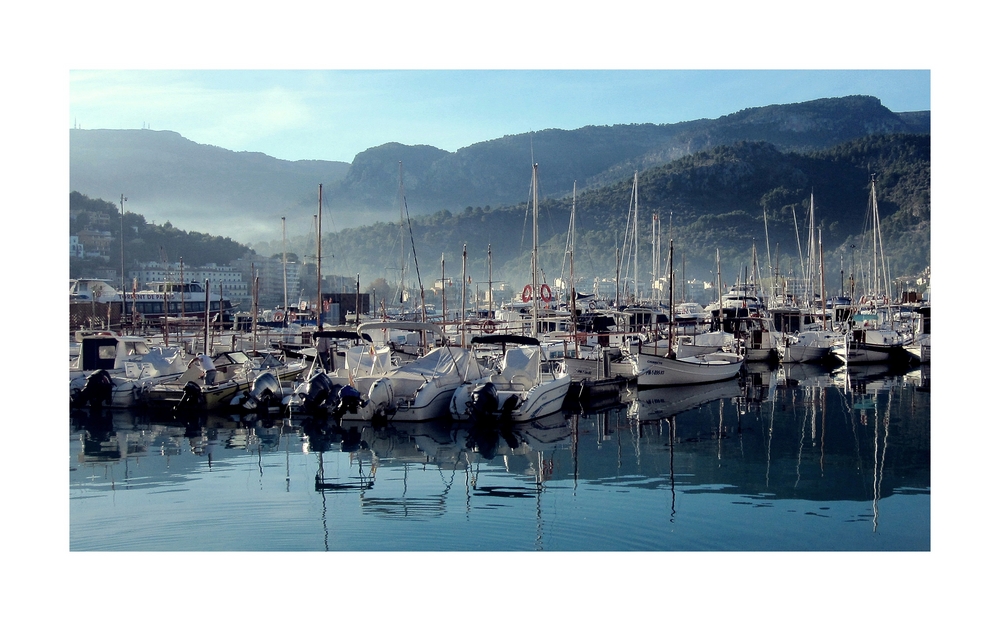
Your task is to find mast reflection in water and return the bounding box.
[70,363,929,551]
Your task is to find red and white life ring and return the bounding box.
[482,320,496,334]
[522,284,532,303]
[273,310,285,322]
[539,284,552,302]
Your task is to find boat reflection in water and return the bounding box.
[70,363,929,551]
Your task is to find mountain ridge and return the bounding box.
[70,95,929,244]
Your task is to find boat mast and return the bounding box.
[461,244,467,348]
[791,201,805,302]
[633,171,639,303]
[531,163,539,339]
[204,280,211,355]
[667,239,674,357]
[570,182,578,357]
[398,161,406,308]
[488,244,493,322]
[316,184,323,329]
[281,216,288,322]
[651,212,659,302]
[763,205,774,301]
[716,248,723,331]
[820,231,828,330]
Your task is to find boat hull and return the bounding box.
[634,351,743,387]
[451,374,573,424]
[783,344,831,363]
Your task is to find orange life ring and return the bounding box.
[273,310,284,322]
[522,284,532,303]
[539,284,552,302]
[483,320,496,334]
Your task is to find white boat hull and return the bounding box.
[783,344,831,363]
[451,374,573,424]
[634,351,744,387]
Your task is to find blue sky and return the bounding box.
[69,69,930,163]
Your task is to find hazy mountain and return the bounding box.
[70,95,929,245]
[70,129,351,241]
[266,133,929,291]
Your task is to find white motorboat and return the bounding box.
[141,350,309,411]
[451,335,573,425]
[344,345,487,422]
[70,333,190,408]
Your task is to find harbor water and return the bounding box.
[69,363,930,552]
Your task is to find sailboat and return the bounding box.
[632,241,744,387]
[830,177,909,365]
[549,181,635,390]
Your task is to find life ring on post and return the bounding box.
[539,284,553,303]
[522,284,533,303]
[483,320,496,334]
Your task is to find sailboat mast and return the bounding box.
[488,244,493,321]
[763,205,774,301]
[398,161,406,307]
[281,216,288,321]
[461,244,467,348]
[316,184,322,329]
[820,231,828,330]
[570,182,578,357]
[652,213,659,302]
[667,239,674,357]
[633,171,639,303]
[531,163,539,339]
[716,248,723,330]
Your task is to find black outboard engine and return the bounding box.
[242,372,281,411]
[71,369,114,409]
[300,372,338,413]
[336,385,363,416]
[467,382,499,422]
[175,381,203,411]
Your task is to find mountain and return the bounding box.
[70,95,929,244]
[70,129,351,241]
[290,133,930,293]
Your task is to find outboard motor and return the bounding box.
[467,381,499,422]
[299,372,339,413]
[175,381,203,411]
[71,369,114,409]
[336,385,363,416]
[243,372,281,411]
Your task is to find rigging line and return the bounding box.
[403,196,425,292]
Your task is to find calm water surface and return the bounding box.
[69,363,930,551]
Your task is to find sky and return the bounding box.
[69,69,931,163]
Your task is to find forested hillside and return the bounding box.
[295,133,929,292]
[69,191,253,278]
